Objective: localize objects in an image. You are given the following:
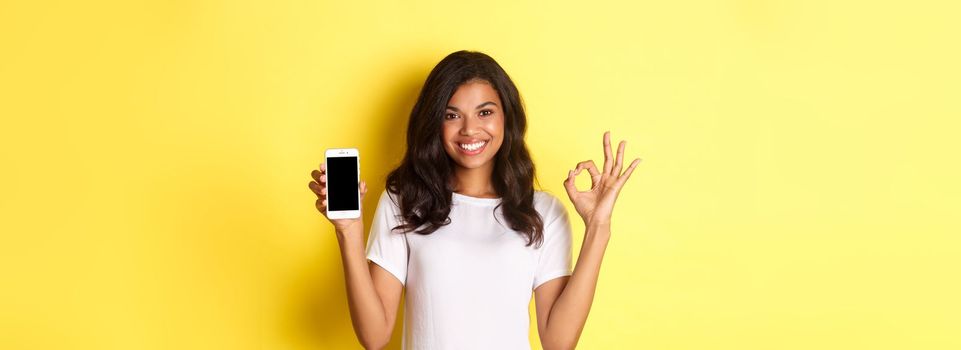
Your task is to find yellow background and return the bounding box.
[1,0,959,349]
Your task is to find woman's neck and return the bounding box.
[451,164,498,198]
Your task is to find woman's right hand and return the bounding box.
[311,163,400,349]
[309,162,368,238]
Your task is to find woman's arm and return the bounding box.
[337,225,404,350]
[310,165,403,349]
[535,132,641,350]
[535,223,610,349]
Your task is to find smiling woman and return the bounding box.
[308,50,640,349]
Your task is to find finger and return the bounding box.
[311,169,326,184]
[308,181,326,198]
[613,140,626,176]
[315,198,327,213]
[616,158,642,186]
[574,160,602,189]
[359,180,367,198]
[574,160,601,178]
[319,163,326,173]
[563,169,579,199]
[602,131,613,175]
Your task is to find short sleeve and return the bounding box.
[365,190,408,286]
[532,193,573,290]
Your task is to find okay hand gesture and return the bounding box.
[563,131,641,227]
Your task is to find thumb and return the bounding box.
[563,169,578,201]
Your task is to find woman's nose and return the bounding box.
[460,115,480,135]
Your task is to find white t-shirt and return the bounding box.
[365,189,574,350]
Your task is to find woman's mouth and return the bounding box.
[456,140,488,155]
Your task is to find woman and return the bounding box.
[308,50,640,349]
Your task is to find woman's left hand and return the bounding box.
[563,131,641,227]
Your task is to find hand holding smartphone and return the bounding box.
[309,148,366,228]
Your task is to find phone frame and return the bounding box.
[324,148,361,219]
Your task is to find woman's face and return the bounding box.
[442,79,504,171]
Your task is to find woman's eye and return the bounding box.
[479,109,493,117]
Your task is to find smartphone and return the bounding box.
[324,148,361,219]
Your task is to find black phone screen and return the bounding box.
[327,156,359,211]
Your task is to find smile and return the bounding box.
[456,140,488,155]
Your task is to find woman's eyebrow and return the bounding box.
[476,101,497,109]
[446,101,498,111]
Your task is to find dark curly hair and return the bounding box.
[385,50,544,247]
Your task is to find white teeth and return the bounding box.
[458,141,487,152]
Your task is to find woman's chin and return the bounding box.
[452,157,494,170]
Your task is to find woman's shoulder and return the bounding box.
[533,190,563,204]
[532,190,567,218]
[374,188,404,213]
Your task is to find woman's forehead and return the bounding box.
[450,81,500,105]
